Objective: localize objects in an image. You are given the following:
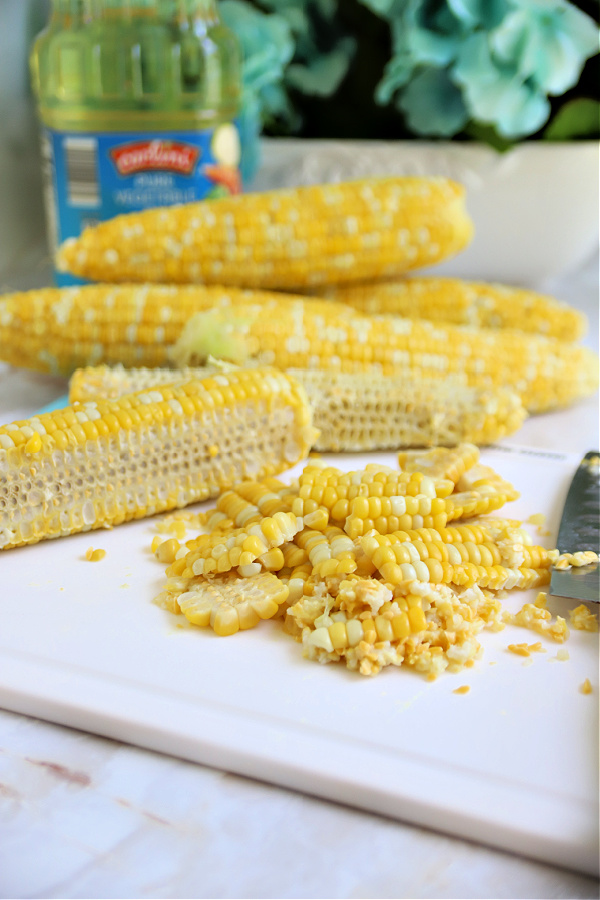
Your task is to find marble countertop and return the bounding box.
[0,250,598,899]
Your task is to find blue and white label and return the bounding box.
[42,123,242,285]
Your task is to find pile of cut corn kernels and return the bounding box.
[150,444,598,680]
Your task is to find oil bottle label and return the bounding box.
[42,124,242,285]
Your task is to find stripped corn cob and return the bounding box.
[56,177,473,288]
[69,364,528,450]
[171,303,599,414]
[313,277,587,342]
[0,283,352,375]
[0,368,316,549]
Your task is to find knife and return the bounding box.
[550,451,600,603]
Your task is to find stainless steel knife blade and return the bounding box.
[550,451,600,603]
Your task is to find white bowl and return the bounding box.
[250,138,600,288]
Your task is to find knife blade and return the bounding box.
[550,451,600,603]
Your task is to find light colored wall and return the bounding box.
[0,0,51,280]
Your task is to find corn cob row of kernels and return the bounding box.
[0,367,316,549]
[168,511,302,578]
[362,530,555,571]
[156,571,290,637]
[55,177,474,289]
[359,533,552,590]
[171,303,599,414]
[312,277,587,342]
[397,444,480,485]
[68,363,528,450]
[294,525,358,578]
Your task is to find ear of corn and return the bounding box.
[68,363,528,450]
[173,303,598,414]
[313,277,587,342]
[5,283,595,418]
[0,367,316,550]
[0,283,351,376]
[55,177,474,289]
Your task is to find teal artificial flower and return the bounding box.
[220,0,295,125]
[362,0,599,140]
[370,0,511,125]
[490,0,600,96]
[259,0,356,99]
[220,0,297,180]
[398,66,470,136]
[453,32,551,137]
[453,0,599,138]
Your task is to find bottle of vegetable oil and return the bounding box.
[30,0,242,284]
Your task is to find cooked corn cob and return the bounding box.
[68,364,528,450]
[285,370,526,451]
[0,367,316,549]
[313,277,587,342]
[0,283,353,375]
[172,303,598,413]
[56,177,473,288]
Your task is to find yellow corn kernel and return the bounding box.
[258,547,285,571]
[374,615,394,643]
[361,618,377,643]
[155,538,181,564]
[85,547,106,562]
[329,621,349,651]
[408,605,427,633]
[212,606,240,637]
[391,612,411,641]
[24,432,43,454]
[303,508,329,531]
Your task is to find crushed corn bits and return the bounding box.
[150,447,599,678]
[569,604,598,632]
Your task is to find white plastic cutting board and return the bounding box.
[0,444,598,875]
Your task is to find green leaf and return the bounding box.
[543,98,600,140]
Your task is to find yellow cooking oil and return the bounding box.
[30,0,242,283]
